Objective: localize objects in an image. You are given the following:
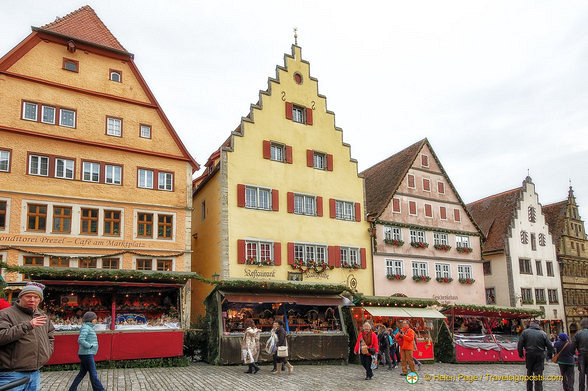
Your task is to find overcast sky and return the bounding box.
[2,0,587,219]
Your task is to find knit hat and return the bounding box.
[559,333,569,341]
[18,282,45,301]
[82,311,97,323]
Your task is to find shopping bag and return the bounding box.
[277,346,289,357]
[370,354,377,369]
[242,349,253,364]
[265,335,276,354]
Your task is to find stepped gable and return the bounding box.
[361,139,426,217]
[467,188,521,253]
[38,5,127,53]
[542,200,567,252]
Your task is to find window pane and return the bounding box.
[107,118,122,136]
[60,109,75,127]
[0,151,10,172]
[259,189,270,210]
[140,125,151,138]
[105,165,121,185]
[41,106,55,124]
[245,187,257,207]
[23,102,38,121]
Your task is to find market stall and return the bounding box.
[351,295,443,361]
[441,304,545,363]
[204,280,353,365]
[3,266,195,365]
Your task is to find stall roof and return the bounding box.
[403,307,446,319]
[364,307,411,317]
[441,305,543,319]
[221,292,350,306]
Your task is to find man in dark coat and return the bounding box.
[517,321,553,391]
[573,318,588,391]
[377,326,392,370]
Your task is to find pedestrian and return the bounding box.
[395,320,417,376]
[68,312,105,391]
[0,282,54,391]
[377,325,392,370]
[517,320,553,391]
[553,333,574,391]
[387,327,398,368]
[354,321,378,380]
[241,319,261,374]
[267,322,285,373]
[572,318,588,391]
[272,320,293,375]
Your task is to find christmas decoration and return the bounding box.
[436,277,453,283]
[384,239,404,247]
[386,274,406,280]
[458,278,475,284]
[245,258,273,266]
[433,244,451,251]
[290,259,333,274]
[411,242,429,249]
[456,247,473,254]
[412,275,431,282]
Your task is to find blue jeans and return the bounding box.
[68,355,104,391]
[0,371,40,391]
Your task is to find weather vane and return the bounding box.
[294,27,298,45]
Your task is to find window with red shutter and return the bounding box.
[316,196,323,217]
[237,239,246,264]
[360,248,366,269]
[438,181,445,194]
[421,155,429,167]
[423,178,431,192]
[262,140,271,159]
[392,198,401,213]
[306,108,313,125]
[440,206,447,220]
[328,246,336,267]
[285,102,293,120]
[287,192,294,213]
[326,154,333,171]
[425,204,432,218]
[287,242,295,265]
[306,150,314,167]
[454,209,461,221]
[355,203,361,222]
[407,174,415,188]
[329,198,336,218]
[409,201,417,216]
[237,184,245,207]
[334,246,341,268]
[285,145,293,164]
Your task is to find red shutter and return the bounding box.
[285,102,293,120]
[272,189,279,211]
[328,246,335,267]
[237,184,245,207]
[408,174,415,188]
[438,182,445,193]
[274,242,281,266]
[425,204,432,217]
[422,155,429,167]
[306,108,313,125]
[355,202,361,222]
[334,246,341,268]
[287,192,294,213]
[440,206,447,220]
[454,209,461,221]
[237,239,246,264]
[306,150,314,167]
[287,242,295,265]
[423,179,430,191]
[409,201,416,215]
[360,248,366,269]
[263,140,271,159]
[329,198,336,218]
[392,198,400,213]
[326,154,333,171]
[316,196,323,217]
[285,145,293,164]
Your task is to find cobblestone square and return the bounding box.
[40,361,570,390]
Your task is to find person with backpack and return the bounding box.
[387,328,398,368]
[377,326,392,370]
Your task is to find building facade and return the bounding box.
[543,187,588,334]
[0,7,197,321]
[362,139,486,305]
[468,177,565,333]
[191,44,373,318]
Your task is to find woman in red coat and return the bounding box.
[354,321,379,380]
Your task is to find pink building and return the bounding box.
[362,139,485,305]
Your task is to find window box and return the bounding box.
[410,242,429,249]
[436,277,453,283]
[458,278,475,284]
[291,259,332,273]
[434,244,451,251]
[386,274,406,280]
[536,300,547,305]
[246,258,273,266]
[340,261,359,270]
[384,239,404,247]
[522,300,534,305]
[456,247,473,254]
[412,275,431,282]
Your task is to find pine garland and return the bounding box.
[354,294,439,308]
[0,246,186,260]
[375,220,481,237]
[442,304,544,317]
[215,279,348,295]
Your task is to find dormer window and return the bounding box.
[63,58,78,73]
[285,102,313,125]
[292,106,304,123]
[110,70,122,82]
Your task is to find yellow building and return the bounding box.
[192,43,372,319]
[0,5,197,348]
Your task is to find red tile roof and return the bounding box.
[542,200,567,252]
[38,6,127,53]
[467,188,521,253]
[361,139,427,216]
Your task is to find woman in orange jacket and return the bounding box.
[354,321,379,380]
[395,320,417,375]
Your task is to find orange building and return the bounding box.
[0,6,197,361]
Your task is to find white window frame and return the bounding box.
[82,162,100,183]
[110,71,121,82]
[412,261,428,277]
[408,200,417,216]
[22,102,38,121]
[457,264,473,280]
[386,259,404,276]
[435,263,451,279]
[384,226,401,241]
[455,235,470,248]
[313,152,326,170]
[340,246,360,267]
[41,105,56,124]
[29,155,49,176]
[138,169,154,189]
[294,193,316,216]
[59,109,76,128]
[335,200,354,221]
[158,172,173,191]
[410,229,426,244]
[106,117,122,136]
[105,164,122,185]
[292,106,304,123]
[0,150,10,172]
[245,186,272,210]
[140,125,151,139]
[407,174,416,189]
[294,242,327,266]
[423,178,431,192]
[270,143,284,162]
[54,158,74,179]
[245,239,274,264]
[433,232,449,246]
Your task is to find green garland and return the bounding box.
[442,304,544,317]
[375,220,481,237]
[0,246,187,260]
[0,262,211,285]
[214,279,348,295]
[354,294,439,308]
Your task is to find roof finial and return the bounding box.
[294,27,298,45]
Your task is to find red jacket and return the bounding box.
[354,331,379,355]
[396,326,416,350]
